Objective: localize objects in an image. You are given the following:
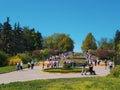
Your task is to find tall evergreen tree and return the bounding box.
[0,23,3,50]
[34,31,43,49]
[1,17,12,54]
[13,22,24,54]
[114,30,120,65]
[81,32,97,52]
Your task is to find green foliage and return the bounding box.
[114,30,120,50]
[23,27,43,51]
[114,30,120,65]
[81,32,97,52]
[109,65,120,78]
[32,50,41,60]
[57,34,74,53]
[98,38,114,49]
[43,67,82,73]
[40,49,50,59]
[0,18,43,55]
[0,51,8,66]
[16,53,32,64]
[1,17,12,54]
[43,33,74,54]
[63,64,72,70]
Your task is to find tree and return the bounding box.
[57,34,74,53]
[0,51,8,66]
[23,27,43,52]
[98,38,114,50]
[0,23,3,51]
[34,31,43,49]
[1,17,12,54]
[81,32,97,52]
[43,33,74,54]
[40,49,50,68]
[114,30,120,65]
[12,22,24,55]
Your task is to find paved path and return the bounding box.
[0,66,110,84]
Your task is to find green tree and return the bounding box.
[34,31,43,50]
[0,23,3,51]
[1,17,12,54]
[98,38,114,50]
[114,30,120,65]
[0,51,8,66]
[81,32,97,52]
[23,27,43,52]
[12,22,24,55]
[43,33,74,54]
[40,49,50,68]
[57,34,74,53]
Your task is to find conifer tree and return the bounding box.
[81,32,97,52]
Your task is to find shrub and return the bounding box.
[63,64,72,70]
[109,65,120,77]
[16,53,32,64]
[8,56,22,65]
[0,51,8,66]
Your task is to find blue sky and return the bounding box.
[0,0,120,52]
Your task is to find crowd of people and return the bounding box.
[16,60,35,71]
[81,52,114,75]
[15,52,114,77]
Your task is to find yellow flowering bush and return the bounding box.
[8,56,22,65]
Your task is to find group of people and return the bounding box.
[81,62,96,75]
[27,60,35,69]
[16,61,23,71]
[46,61,59,68]
[81,59,114,75]
[16,60,35,71]
[104,60,114,70]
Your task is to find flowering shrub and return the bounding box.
[8,56,22,65]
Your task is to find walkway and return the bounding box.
[0,66,110,84]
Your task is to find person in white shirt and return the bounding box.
[109,60,113,70]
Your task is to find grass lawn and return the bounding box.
[0,77,120,90]
[0,64,27,74]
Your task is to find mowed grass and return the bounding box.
[0,66,16,74]
[0,64,27,74]
[0,77,120,90]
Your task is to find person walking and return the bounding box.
[16,62,20,71]
[27,61,31,69]
[104,60,108,69]
[20,61,23,70]
[81,62,87,75]
[31,60,34,69]
[109,60,113,70]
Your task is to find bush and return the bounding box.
[17,53,32,64]
[0,51,8,66]
[8,56,22,65]
[109,65,120,77]
[63,64,72,70]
